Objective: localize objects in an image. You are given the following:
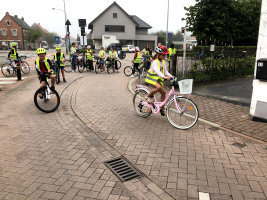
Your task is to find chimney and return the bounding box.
[21,17,24,21]
[6,12,9,15]
[14,15,18,18]
[38,23,40,25]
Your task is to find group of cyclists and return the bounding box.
[8,42,175,114]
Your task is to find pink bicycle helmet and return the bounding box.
[87,45,91,49]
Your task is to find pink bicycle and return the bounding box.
[133,78,199,129]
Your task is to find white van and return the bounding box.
[122,45,135,53]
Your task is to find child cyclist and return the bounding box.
[35,48,55,99]
[86,46,94,71]
[8,43,20,66]
[50,46,66,83]
[130,47,142,78]
[110,47,119,73]
[144,45,175,116]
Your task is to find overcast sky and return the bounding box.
[1,0,196,38]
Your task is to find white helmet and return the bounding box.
[135,46,139,51]
[87,45,91,49]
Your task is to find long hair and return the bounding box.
[146,45,149,51]
[170,43,174,49]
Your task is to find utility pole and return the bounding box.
[166,0,169,47]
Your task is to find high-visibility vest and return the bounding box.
[145,59,165,86]
[168,48,176,61]
[36,58,53,73]
[144,49,149,55]
[99,50,105,60]
[10,48,17,60]
[54,53,64,66]
[70,47,76,55]
[110,51,117,61]
[134,52,141,63]
[87,49,93,60]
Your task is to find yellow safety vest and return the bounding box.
[36,58,53,73]
[70,47,76,55]
[144,49,149,55]
[134,52,141,63]
[168,48,176,61]
[110,51,117,61]
[54,53,64,66]
[11,48,17,60]
[145,59,165,86]
[87,49,93,60]
[99,50,105,60]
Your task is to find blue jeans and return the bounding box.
[72,56,77,70]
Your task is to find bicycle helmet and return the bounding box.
[56,46,61,50]
[36,48,46,55]
[11,43,17,47]
[87,45,91,49]
[155,45,169,55]
[135,47,139,51]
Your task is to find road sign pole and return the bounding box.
[182,28,187,80]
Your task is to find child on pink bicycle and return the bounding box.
[145,45,174,115]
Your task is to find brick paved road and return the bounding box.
[0,54,267,200]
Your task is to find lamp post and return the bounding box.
[166,0,169,47]
[52,8,67,50]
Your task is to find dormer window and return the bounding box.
[113,13,117,18]
[7,21,10,26]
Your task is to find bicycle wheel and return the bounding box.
[21,61,30,74]
[133,89,152,118]
[117,60,122,69]
[34,87,60,113]
[166,97,199,130]
[56,68,60,84]
[124,66,133,76]
[78,62,84,73]
[107,65,113,74]
[64,60,72,73]
[1,63,14,77]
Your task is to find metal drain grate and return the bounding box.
[104,157,142,182]
[232,142,247,148]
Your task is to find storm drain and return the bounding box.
[104,157,143,182]
[232,142,247,148]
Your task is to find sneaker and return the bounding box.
[58,79,61,83]
[72,70,74,72]
[63,78,66,83]
[39,93,43,99]
[75,70,78,72]
[130,75,134,77]
[50,86,55,91]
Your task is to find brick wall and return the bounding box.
[0,12,24,50]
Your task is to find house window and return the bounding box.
[7,21,10,26]
[12,29,17,36]
[2,29,7,36]
[113,13,117,18]
[105,25,125,32]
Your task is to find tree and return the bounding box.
[45,32,61,47]
[149,30,184,47]
[182,0,261,46]
[25,28,42,46]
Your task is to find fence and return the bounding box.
[171,48,256,85]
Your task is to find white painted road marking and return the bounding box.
[0,82,15,84]
[199,192,210,200]
[0,77,26,81]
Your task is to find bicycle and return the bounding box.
[124,61,143,76]
[94,56,103,74]
[52,60,63,84]
[106,58,121,74]
[105,58,121,70]
[133,78,199,130]
[191,48,205,60]
[34,72,60,113]
[138,55,152,84]
[1,56,30,77]
[78,57,94,73]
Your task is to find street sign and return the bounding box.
[78,19,86,27]
[65,19,71,25]
[181,27,186,33]
[55,36,60,44]
[210,45,215,51]
[80,36,87,45]
[168,33,172,39]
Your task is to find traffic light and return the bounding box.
[81,27,85,36]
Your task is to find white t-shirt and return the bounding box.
[150,60,172,78]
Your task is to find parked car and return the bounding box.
[43,45,49,50]
[122,45,135,53]
[107,43,122,51]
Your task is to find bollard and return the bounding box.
[17,63,21,81]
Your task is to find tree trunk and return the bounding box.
[231,40,234,47]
